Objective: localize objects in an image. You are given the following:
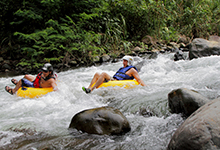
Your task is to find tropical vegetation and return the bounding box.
[1,0,219,70]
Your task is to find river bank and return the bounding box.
[0,38,190,76]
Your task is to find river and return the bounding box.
[0,53,219,149]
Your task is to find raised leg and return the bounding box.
[24,74,35,82]
[88,72,101,89]
[90,72,111,91]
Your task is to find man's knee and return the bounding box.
[94,72,101,78]
[24,74,29,79]
[95,72,100,75]
[100,72,108,77]
[100,72,111,81]
[24,74,33,80]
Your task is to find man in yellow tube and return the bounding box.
[5,63,58,95]
[82,55,146,93]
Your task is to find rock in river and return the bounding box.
[69,106,131,135]
[167,98,220,150]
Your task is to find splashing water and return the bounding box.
[1,53,220,149]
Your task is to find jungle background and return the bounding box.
[0,0,219,72]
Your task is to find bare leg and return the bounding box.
[90,72,111,91]
[88,72,101,89]
[5,75,36,95]
[12,75,35,94]
[24,74,35,82]
[12,79,23,93]
[82,72,111,94]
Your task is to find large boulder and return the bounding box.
[167,98,220,150]
[69,106,131,135]
[189,38,220,60]
[168,88,210,117]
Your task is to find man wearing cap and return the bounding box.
[5,63,58,95]
[82,55,146,93]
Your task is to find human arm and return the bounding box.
[51,80,58,91]
[129,68,146,86]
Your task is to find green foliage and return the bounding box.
[14,15,103,69]
[122,41,133,53]
[14,9,43,21]
[176,0,213,38]
[17,59,32,69]
[1,0,220,70]
[161,27,178,42]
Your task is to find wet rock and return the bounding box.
[209,35,220,42]
[16,66,25,73]
[151,49,160,53]
[129,51,138,56]
[2,63,11,70]
[0,57,3,62]
[142,35,156,45]
[69,60,77,66]
[133,46,142,52]
[174,50,186,61]
[0,128,55,150]
[168,42,179,49]
[134,60,147,72]
[168,88,210,117]
[189,38,220,60]
[179,43,186,48]
[167,98,220,150]
[101,54,110,62]
[92,56,100,63]
[138,107,155,117]
[177,35,189,44]
[55,63,63,69]
[166,46,174,52]
[149,51,159,59]
[64,63,70,68]
[3,60,10,64]
[69,106,131,135]
[159,49,166,53]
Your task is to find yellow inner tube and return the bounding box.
[17,87,53,98]
[93,80,139,89]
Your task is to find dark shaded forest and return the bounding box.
[1,0,219,70]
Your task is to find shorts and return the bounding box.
[21,78,34,87]
[110,77,115,81]
[104,77,115,82]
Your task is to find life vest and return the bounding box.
[33,72,57,88]
[33,72,42,88]
[113,66,138,80]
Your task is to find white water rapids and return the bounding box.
[0,53,220,149]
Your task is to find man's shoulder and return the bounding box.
[49,77,56,81]
[129,67,138,74]
[46,76,56,83]
[129,67,137,71]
